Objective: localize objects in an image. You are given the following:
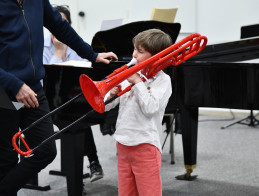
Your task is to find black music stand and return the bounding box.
[221,110,259,129]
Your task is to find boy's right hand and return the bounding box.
[16,84,39,108]
[110,86,121,97]
[107,85,121,100]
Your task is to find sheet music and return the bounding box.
[100,19,123,31]
[235,58,259,63]
[49,60,92,68]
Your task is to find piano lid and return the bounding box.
[188,36,259,62]
[91,20,181,60]
[241,23,259,39]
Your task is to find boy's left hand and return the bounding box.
[127,73,142,84]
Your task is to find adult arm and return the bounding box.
[0,69,38,108]
[0,68,24,97]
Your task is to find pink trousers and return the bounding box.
[116,142,162,196]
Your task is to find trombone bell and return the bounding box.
[79,74,105,113]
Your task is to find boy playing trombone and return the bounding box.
[105,29,172,196]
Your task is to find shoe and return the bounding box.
[89,161,104,182]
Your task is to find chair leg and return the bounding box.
[162,114,175,164]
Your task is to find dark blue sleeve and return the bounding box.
[43,0,98,62]
[0,68,24,96]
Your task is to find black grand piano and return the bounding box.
[43,20,259,195]
[172,24,259,179]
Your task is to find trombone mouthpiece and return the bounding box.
[127,58,137,66]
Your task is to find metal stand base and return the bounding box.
[49,170,90,178]
[49,170,66,177]
[23,184,51,191]
[221,110,259,129]
[22,174,51,191]
[176,174,198,181]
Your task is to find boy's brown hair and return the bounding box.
[133,29,172,55]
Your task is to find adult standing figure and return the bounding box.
[0,0,118,196]
[43,5,104,182]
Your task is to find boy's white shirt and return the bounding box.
[105,71,172,153]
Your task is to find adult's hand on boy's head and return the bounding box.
[96,52,118,64]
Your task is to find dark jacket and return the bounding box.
[0,0,98,96]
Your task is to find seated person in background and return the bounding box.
[43,5,103,182]
[43,5,86,64]
[105,29,172,196]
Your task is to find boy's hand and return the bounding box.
[127,73,142,84]
[110,86,121,97]
[107,85,121,100]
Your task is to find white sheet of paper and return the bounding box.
[12,101,24,110]
[51,60,92,68]
[100,19,123,31]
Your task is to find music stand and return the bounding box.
[221,110,259,129]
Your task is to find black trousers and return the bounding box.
[0,88,57,196]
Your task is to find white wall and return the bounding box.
[197,0,259,43]
[48,0,259,44]
[48,0,197,43]
[77,0,130,43]
[80,0,198,43]
[45,0,79,37]
[130,0,197,32]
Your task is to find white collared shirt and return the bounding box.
[105,71,172,153]
[43,34,88,64]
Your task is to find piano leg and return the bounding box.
[49,133,66,177]
[49,134,90,178]
[62,132,85,196]
[176,106,198,181]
